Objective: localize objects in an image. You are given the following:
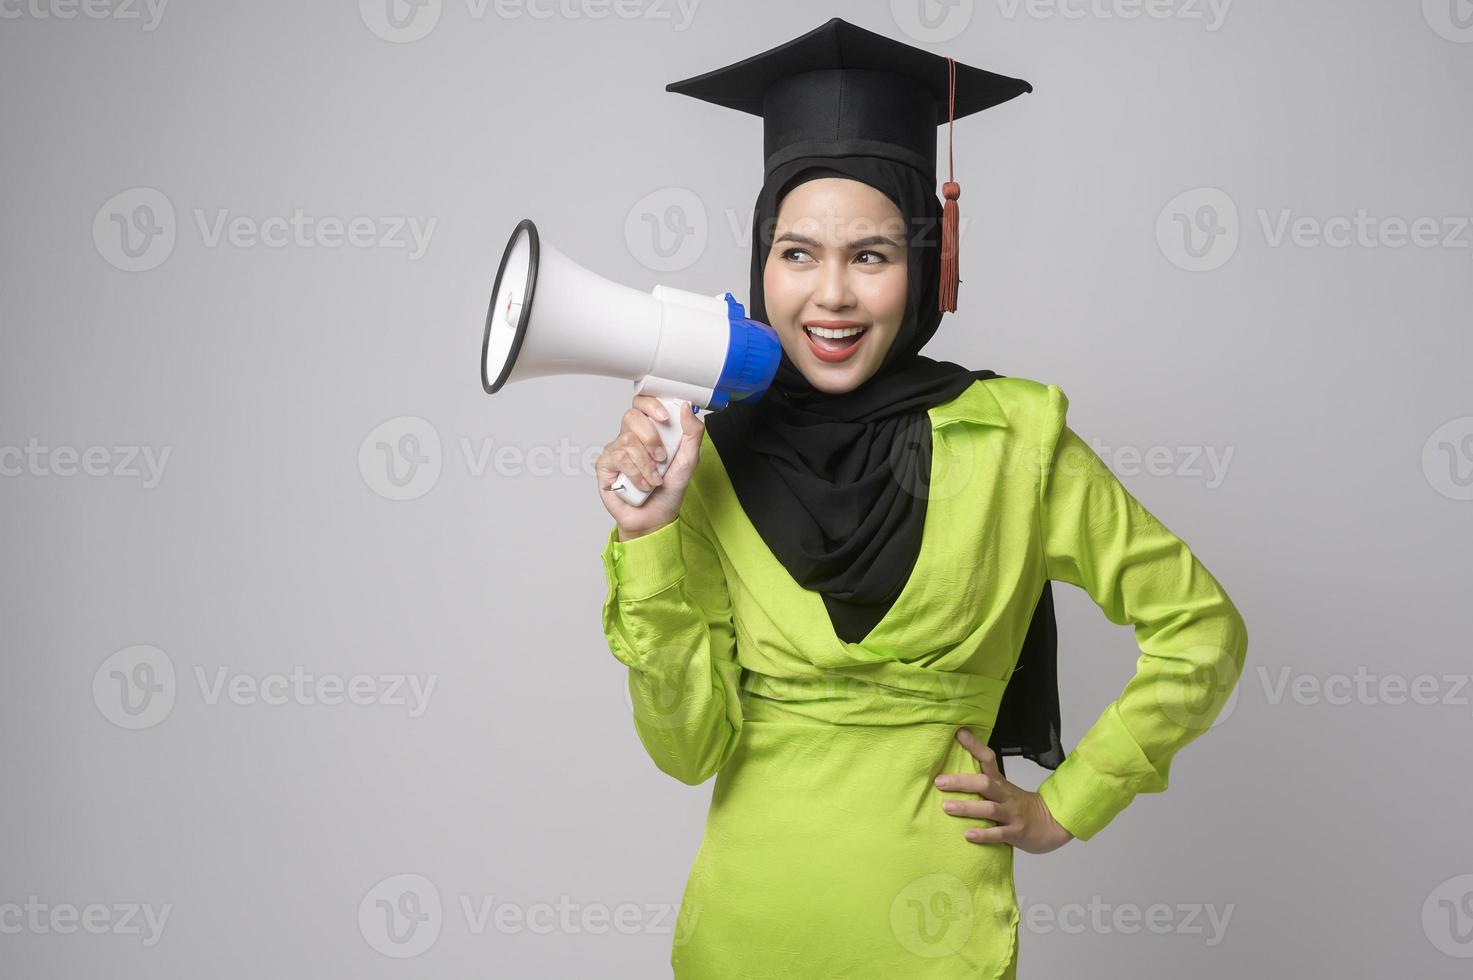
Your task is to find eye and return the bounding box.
[853,250,888,265]
[780,247,814,263]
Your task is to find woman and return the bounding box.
[594,19,1248,979]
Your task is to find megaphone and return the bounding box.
[483,218,782,506]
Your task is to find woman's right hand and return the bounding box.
[596,393,705,539]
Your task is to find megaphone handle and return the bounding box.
[612,396,689,507]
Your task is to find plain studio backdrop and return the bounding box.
[2,1,1470,977]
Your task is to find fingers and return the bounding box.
[595,441,659,496]
[939,793,1017,846]
[961,824,1017,845]
[934,733,1040,848]
[672,400,704,457]
[611,403,670,491]
[935,729,1010,805]
[632,393,671,424]
[940,798,1001,822]
[956,727,1003,780]
[934,771,995,798]
[650,399,701,481]
[596,396,700,500]
[623,405,669,465]
[612,443,663,494]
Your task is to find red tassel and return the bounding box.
[940,180,960,313]
[938,56,961,313]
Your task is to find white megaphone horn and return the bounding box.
[482,219,782,506]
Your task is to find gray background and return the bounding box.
[2,0,1471,976]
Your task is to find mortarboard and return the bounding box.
[666,17,1033,311]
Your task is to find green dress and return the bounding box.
[599,378,1248,978]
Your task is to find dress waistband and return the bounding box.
[739,668,1008,730]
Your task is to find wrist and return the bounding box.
[617,520,672,543]
[1033,789,1074,846]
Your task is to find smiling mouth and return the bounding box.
[803,323,868,361]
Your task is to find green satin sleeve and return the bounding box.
[1035,386,1249,841]
[599,513,744,786]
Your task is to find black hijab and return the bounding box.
[705,154,1064,771]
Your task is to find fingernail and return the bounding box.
[934,776,949,788]
[943,802,958,813]
[966,830,981,841]
[655,447,667,461]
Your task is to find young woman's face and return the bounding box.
[762,177,908,394]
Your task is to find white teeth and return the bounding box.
[805,325,866,339]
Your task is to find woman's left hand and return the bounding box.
[934,727,1075,854]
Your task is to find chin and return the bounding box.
[797,357,877,394]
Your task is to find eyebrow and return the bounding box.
[773,232,905,250]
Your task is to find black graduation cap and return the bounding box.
[664,16,1031,184]
[665,17,1032,311]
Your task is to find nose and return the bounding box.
[812,255,856,311]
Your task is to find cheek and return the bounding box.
[856,267,909,327]
[763,260,802,317]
